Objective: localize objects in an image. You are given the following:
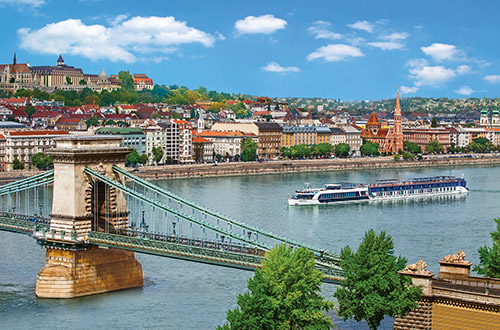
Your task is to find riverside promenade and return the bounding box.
[134,154,500,180]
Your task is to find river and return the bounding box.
[1,165,499,329]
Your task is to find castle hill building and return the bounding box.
[193,130,257,160]
[0,53,120,93]
[133,74,154,90]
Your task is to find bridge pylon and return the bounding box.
[35,136,143,298]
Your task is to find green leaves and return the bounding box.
[334,230,422,330]
[241,138,257,162]
[31,152,52,170]
[474,218,500,278]
[218,244,334,330]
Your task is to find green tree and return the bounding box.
[139,153,148,164]
[86,115,100,127]
[334,143,351,158]
[24,105,36,118]
[152,146,164,164]
[12,157,24,170]
[118,70,135,90]
[241,138,257,162]
[79,79,87,85]
[65,76,72,85]
[126,150,141,166]
[431,117,437,128]
[402,152,415,160]
[474,218,500,278]
[313,143,334,157]
[425,140,444,154]
[31,152,53,170]
[218,244,334,330]
[360,141,380,156]
[335,230,422,330]
[292,144,312,159]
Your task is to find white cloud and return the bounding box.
[380,32,409,41]
[307,21,342,40]
[400,86,418,94]
[0,0,44,7]
[421,43,464,62]
[262,62,300,73]
[108,14,128,26]
[347,20,375,33]
[216,32,226,41]
[455,86,475,96]
[18,16,215,63]
[484,75,500,83]
[409,65,456,86]
[456,65,473,75]
[234,14,287,35]
[367,41,403,50]
[307,44,364,62]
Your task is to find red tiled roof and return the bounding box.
[194,130,256,137]
[31,110,59,118]
[1,98,27,104]
[119,105,136,109]
[253,111,271,116]
[56,118,82,124]
[192,137,212,143]
[366,112,381,126]
[8,130,69,136]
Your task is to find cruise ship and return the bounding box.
[288,176,469,206]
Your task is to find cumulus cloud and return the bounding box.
[262,62,300,73]
[455,86,475,96]
[400,86,418,94]
[18,16,215,63]
[367,41,403,50]
[347,20,375,33]
[307,21,342,40]
[406,58,456,86]
[307,44,364,62]
[484,75,500,83]
[380,32,409,41]
[0,0,44,7]
[421,43,464,62]
[234,14,287,35]
[456,65,473,75]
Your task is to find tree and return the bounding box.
[431,117,437,128]
[126,150,141,166]
[402,152,415,160]
[241,138,257,162]
[335,230,422,330]
[360,141,380,156]
[31,152,53,170]
[139,153,148,164]
[118,70,135,90]
[24,105,36,118]
[152,146,164,164]
[65,76,72,85]
[425,140,444,154]
[313,143,334,158]
[86,115,100,127]
[334,143,351,158]
[218,244,334,330]
[12,157,24,170]
[474,218,500,278]
[79,79,87,85]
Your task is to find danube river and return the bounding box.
[1,165,499,329]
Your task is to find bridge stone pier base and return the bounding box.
[35,136,143,298]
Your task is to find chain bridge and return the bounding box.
[0,135,343,298]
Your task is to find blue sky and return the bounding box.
[1,0,499,100]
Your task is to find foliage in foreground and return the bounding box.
[218,244,334,330]
[474,218,500,278]
[334,230,422,330]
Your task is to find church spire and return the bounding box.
[13,51,17,66]
[395,88,401,113]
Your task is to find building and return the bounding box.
[212,122,282,160]
[361,112,389,147]
[194,130,257,160]
[330,127,346,146]
[55,118,87,131]
[171,119,193,164]
[403,128,451,151]
[0,130,69,171]
[340,125,362,154]
[281,126,332,147]
[192,136,214,163]
[383,90,404,153]
[0,53,34,93]
[95,127,146,155]
[133,74,154,90]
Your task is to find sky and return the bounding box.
[1,0,500,100]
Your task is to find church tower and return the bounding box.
[480,98,490,126]
[492,101,499,126]
[57,54,65,66]
[393,88,404,153]
[13,51,17,66]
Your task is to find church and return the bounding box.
[361,89,404,153]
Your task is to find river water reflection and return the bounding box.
[1,165,499,329]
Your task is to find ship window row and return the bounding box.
[371,182,459,192]
[320,192,358,199]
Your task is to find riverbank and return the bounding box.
[134,154,500,180]
[3,155,500,182]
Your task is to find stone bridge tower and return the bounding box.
[35,136,143,298]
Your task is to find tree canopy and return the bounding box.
[241,138,257,162]
[334,143,350,158]
[474,218,500,278]
[218,244,334,330]
[31,152,53,170]
[152,146,164,164]
[334,230,422,330]
[425,140,444,154]
[12,157,24,170]
[360,140,380,156]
